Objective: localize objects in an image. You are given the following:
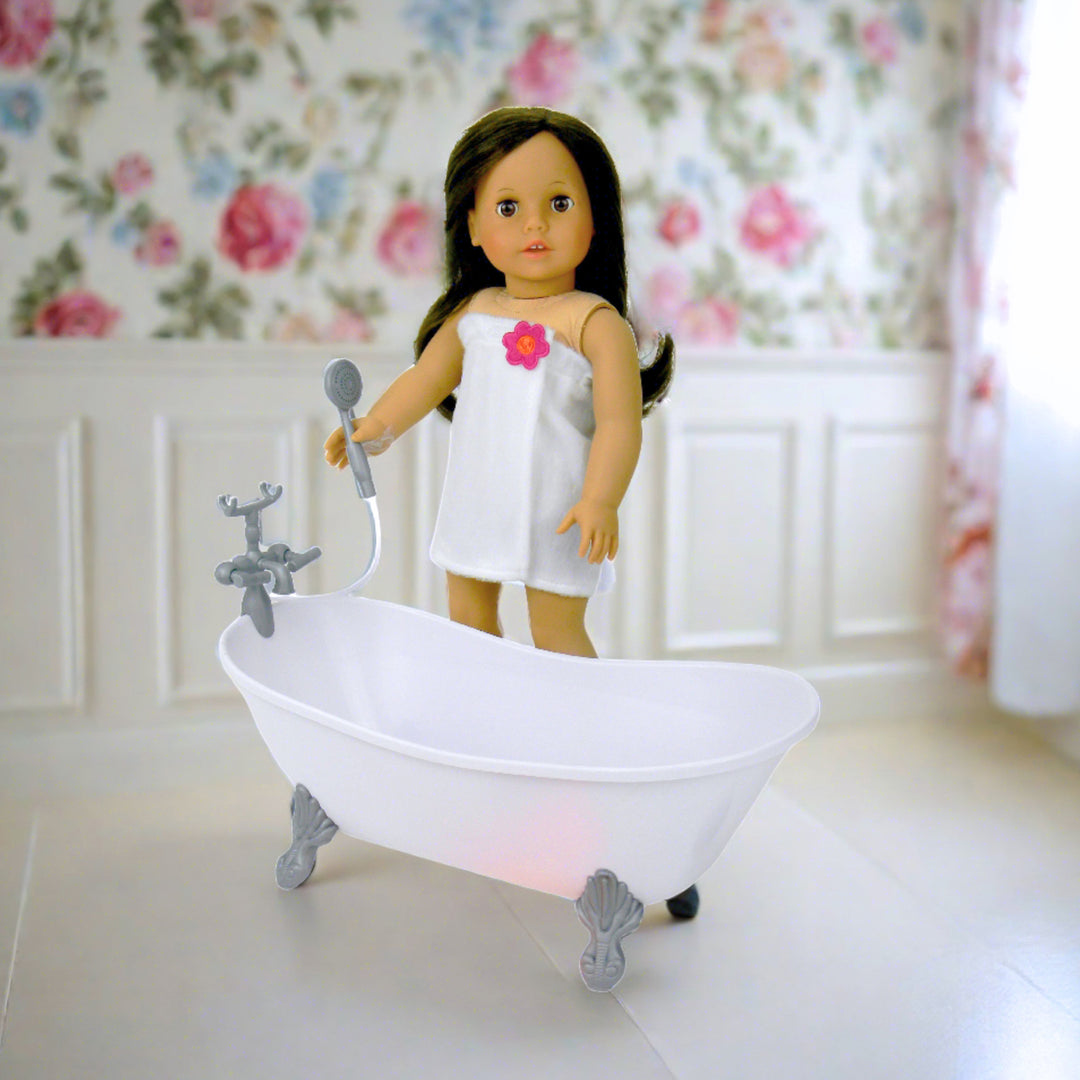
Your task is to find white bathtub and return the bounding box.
[219,592,819,912]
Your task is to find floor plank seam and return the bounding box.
[1,812,38,1050]
[490,883,680,1077]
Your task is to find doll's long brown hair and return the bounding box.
[415,107,674,420]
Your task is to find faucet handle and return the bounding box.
[268,543,322,572]
[217,482,283,519]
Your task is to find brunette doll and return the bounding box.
[324,107,698,919]
[324,107,673,658]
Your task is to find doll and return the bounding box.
[324,107,674,660]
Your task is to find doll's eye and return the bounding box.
[551,195,574,213]
[496,200,518,218]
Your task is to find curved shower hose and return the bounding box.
[323,357,383,595]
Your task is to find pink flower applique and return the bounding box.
[503,321,549,371]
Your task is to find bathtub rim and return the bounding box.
[218,595,821,784]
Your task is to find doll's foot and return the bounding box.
[666,884,700,920]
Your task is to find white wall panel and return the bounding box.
[826,420,941,644]
[0,421,85,714]
[665,420,794,653]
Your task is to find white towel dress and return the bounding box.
[430,288,617,598]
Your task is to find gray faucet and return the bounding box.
[215,482,321,637]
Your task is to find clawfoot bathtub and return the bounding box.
[218,590,819,991]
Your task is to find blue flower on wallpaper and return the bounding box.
[677,156,712,192]
[309,167,347,224]
[0,85,44,136]
[111,219,139,248]
[896,2,927,42]
[192,150,239,200]
[402,0,500,56]
[586,33,620,68]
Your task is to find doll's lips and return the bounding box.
[522,242,549,253]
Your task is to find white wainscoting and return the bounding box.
[0,339,986,791]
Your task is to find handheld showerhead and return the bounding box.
[324,357,363,411]
[323,358,376,499]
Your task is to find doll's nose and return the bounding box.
[523,208,548,232]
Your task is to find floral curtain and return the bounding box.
[940,0,1034,678]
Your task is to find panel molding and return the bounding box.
[0,420,86,716]
[824,418,943,646]
[664,416,796,653]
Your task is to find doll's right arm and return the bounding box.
[324,314,464,468]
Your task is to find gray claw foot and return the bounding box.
[574,869,644,992]
[276,784,338,890]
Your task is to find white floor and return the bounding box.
[1,712,1078,1079]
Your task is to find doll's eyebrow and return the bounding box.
[494,179,571,195]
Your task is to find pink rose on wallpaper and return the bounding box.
[0,0,54,68]
[507,33,578,106]
[218,183,306,272]
[323,310,374,342]
[33,290,120,337]
[861,16,899,65]
[676,299,739,345]
[179,0,226,20]
[699,0,730,43]
[376,200,438,276]
[136,221,181,267]
[735,12,792,92]
[739,184,813,267]
[274,313,321,343]
[646,266,691,325]
[113,153,154,196]
[658,200,701,246]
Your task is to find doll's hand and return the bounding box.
[323,416,392,469]
[557,500,619,564]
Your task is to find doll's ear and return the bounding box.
[467,207,480,246]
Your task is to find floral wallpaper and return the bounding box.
[0,0,964,349]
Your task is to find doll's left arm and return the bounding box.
[556,308,643,563]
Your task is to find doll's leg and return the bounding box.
[446,572,503,636]
[525,587,596,658]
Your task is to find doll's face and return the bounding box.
[467,132,595,298]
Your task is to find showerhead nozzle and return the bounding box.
[323,358,363,411]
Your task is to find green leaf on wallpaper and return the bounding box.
[56,240,82,277]
[48,170,117,219]
[829,11,856,49]
[220,14,244,44]
[284,40,308,82]
[325,285,386,319]
[76,68,108,106]
[128,202,154,230]
[854,65,885,108]
[154,257,251,339]
[301,0,358,37]
[53,131,81,161]
[10,241,85,335]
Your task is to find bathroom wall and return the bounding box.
[0,1,978,788]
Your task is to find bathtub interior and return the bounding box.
[221,594,819,777]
